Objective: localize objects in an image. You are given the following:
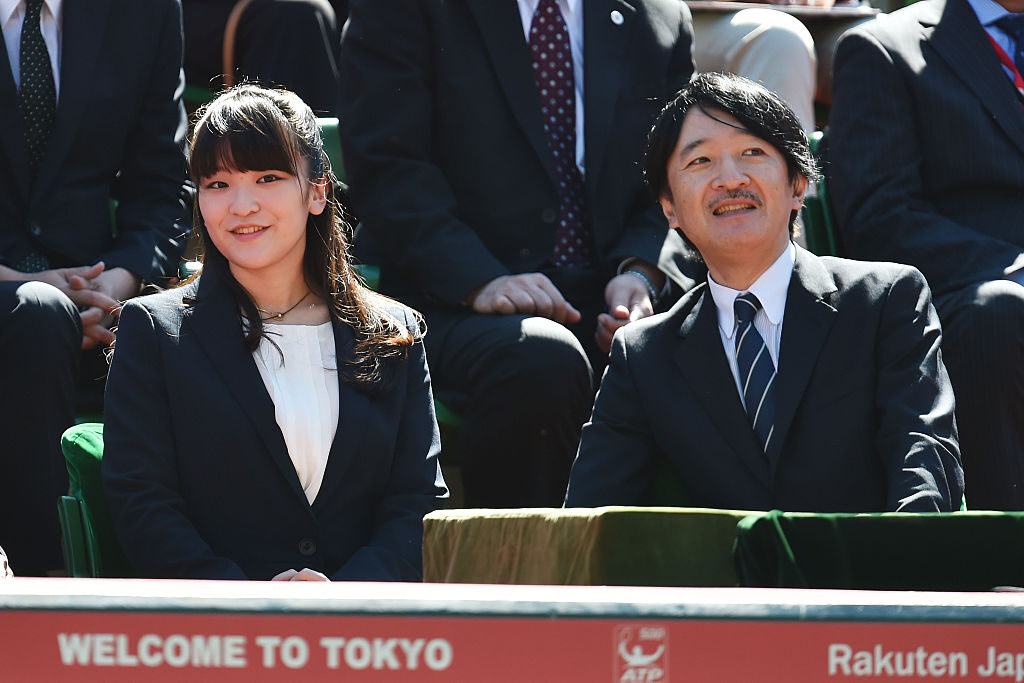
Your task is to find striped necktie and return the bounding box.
[734,292,776,452]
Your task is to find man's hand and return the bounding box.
[596,274,654,354]
[1,262,142,348]
[71,266,142,349]
[271,568,331,582]
[87,266,143,303]
[595,261,666,354]
[466,273,581,325]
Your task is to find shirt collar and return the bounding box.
[708,241,796,339]
[520,0,581,15]
[1,0,62,27]
[966,0,1012,27]
[0,0,19,26]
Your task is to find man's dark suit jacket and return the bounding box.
[102,267,448,581]
[828,0,1024,298]
[565,247,964,512]
[339,0,697,308]
[0,0,189,282]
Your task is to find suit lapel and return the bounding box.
[765,247,838,470]
[184,268,311,510]
[582,0,633,187]
[312,318,372,510]
[672,286,772,488]
[32,0,114,197]
[466,0,557,181]
[0,31,31,199]
[925,0,1024,157]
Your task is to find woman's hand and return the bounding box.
[271,568,330,581]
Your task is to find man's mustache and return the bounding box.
[706,190,763,212]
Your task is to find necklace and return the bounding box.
[256,290,311,321]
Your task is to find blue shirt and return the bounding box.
[967,0,1021,81]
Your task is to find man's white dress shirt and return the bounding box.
[1,0,62,96]
[707,241,795,402]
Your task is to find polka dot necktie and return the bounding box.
[734,293,776,453]
[15,0,55,273]
[996,15,1024,81]
[529,0,592,268]
[18,0,56,176]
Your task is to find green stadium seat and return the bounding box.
[317,117,346,183]
[57,495,94,578]
[183,83,216,115]
[59,423,135,577]
[801,131,841,257]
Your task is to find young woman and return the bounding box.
[102,85,447,581]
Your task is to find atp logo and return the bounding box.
[614,625,668,682]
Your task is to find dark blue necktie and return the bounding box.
[734,293,776,452]
[529,0,592,267]
[996,14,1024,80]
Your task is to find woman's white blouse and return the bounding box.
[252,322,339,505]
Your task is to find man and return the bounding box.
[339,0,698,507]
[691,5,818,130]
[565,73,963,512]
[0,0,190,573]
[829,0,1024,510]
[689,0,878,134]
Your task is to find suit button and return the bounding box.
[298,538,316,556]
[541,208,557,224]
[519,247,531,258]
[29,222,41,236]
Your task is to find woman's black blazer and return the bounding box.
[102,267,447,580]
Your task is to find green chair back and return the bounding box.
[801,131,841,257]
[352,263,380,291]
[433,399,464,430]
[318,117,346,183]
[59,423,135,577]
[183,83,216,117]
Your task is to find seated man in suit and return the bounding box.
[339,0,699,507]
[828,0,1024,510]
[0,0,190,574]
[692,6,816,130]
[565,72,964,512]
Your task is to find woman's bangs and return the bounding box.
[191,104,300,181]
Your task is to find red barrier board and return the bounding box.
[5,580,1024,681]
[7,611,1024,681]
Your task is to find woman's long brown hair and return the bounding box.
[188,84,416,389]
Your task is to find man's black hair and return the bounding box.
[644,72,818,234]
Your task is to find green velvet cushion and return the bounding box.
[735,509,1024,591]
[424,506,754,586]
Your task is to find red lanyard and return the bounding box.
[987,33,1024,104]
